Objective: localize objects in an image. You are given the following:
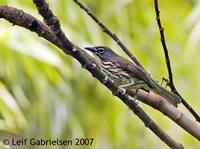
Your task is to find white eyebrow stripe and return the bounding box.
[97,47,104,51]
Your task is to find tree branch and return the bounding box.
[0,5,61,49]
[153,0,200,122]
[128,89,200,141]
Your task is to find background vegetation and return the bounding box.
[0,0,200,148]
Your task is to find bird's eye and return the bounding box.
[97,47,104,54]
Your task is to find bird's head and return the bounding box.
[84,46,117,61]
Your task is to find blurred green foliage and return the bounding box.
[0,0,200,148]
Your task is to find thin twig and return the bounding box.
[154,0,200,122]
[73,0,144,69]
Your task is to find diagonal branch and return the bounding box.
[73,0,144,69]
[0,5,61,49]
[153,0,200,122]
[128,89,200,141]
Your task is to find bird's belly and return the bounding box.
[101,67,132,85]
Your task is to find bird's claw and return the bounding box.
[133,98,139,105]
[101,76,108,84]
[113,87,126,96]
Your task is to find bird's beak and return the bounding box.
[84,47,95,53]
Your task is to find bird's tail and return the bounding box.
[150,80,181,107]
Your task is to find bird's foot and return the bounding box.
[132,90,139,105]
[133,98,139,105]
[113,87,126,96]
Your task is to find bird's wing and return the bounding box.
[114,57,155,88]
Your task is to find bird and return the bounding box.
[84,46,181,107]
